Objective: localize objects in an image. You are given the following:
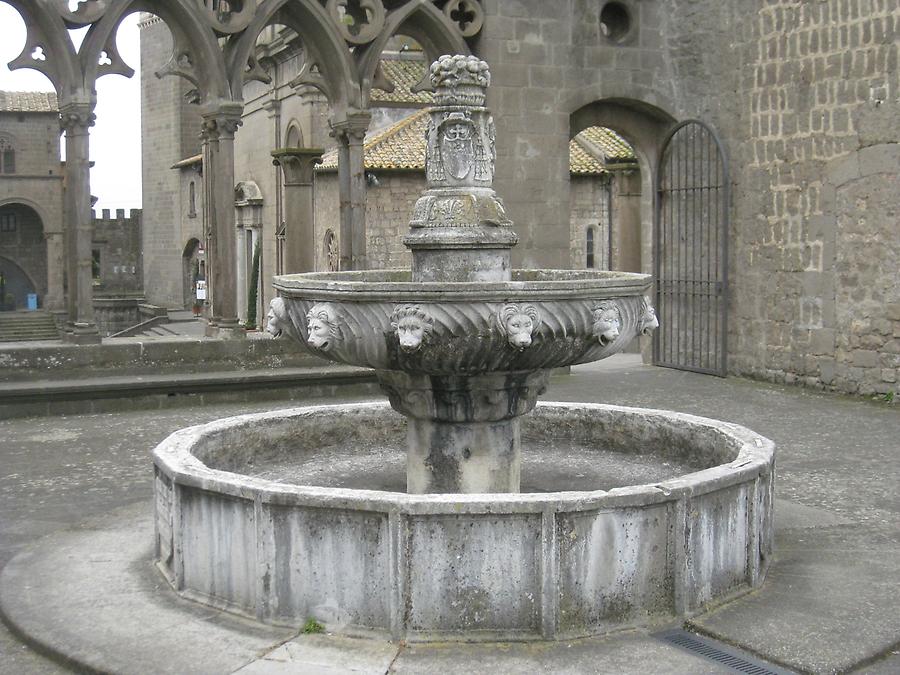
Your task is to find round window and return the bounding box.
[600,2,632,43]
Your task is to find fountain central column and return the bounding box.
[380,370,549,493]
[381,56,529,494]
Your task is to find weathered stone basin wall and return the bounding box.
[153,402,775,641]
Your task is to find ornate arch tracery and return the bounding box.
[1,0,485,338]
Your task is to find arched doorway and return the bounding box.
[570,100,676,277]
[182,238,204,312]
[0,203,48,310]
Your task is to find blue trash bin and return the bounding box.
[26,293,38,310]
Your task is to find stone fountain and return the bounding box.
[269,55,659,495]
[153,56,774,641]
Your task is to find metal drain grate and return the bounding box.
[653,629,797,675]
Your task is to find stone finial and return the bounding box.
[430,55,490,107]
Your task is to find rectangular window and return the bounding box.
[2,149,14,174]
[91,249,101,280]
[188,181,197,218]
[0,213,16,233]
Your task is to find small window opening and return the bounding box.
[0,213,17,233]
[1,148,15,174]
[91,249,101,280]
[600,2,632,42]
[189,181,197,217]
[586,226,595,269]
[275,221,286,275]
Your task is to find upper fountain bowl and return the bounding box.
[269,268,655,375]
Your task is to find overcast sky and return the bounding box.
[0,5,142,213]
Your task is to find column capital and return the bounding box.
[328,110,371,143]
[272,148,324,185]
[201,104,244,141]
[59,103,96,134]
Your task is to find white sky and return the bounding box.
[0,5,142,212]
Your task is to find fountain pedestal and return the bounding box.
[380,369,549,493]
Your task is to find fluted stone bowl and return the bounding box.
[270,269,656,374]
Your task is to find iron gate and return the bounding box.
[654,120,729,376]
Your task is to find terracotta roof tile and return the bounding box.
[576,126,636,162]
[319,114,635,176]
[0,90,58,113]
[370,57,433,105]
[319,110,429,171]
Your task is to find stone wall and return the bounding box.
[0,109,64,310]
[91,208,143,294]
[139,16,200,309]
[568,174,610,270]
[473,0,898,396]
[728,0,899,396]
[314,171,417,271]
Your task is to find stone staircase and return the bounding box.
[0,311,60,342]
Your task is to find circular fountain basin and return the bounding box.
[153,401,774,641]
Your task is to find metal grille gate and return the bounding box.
[654,120,729,376]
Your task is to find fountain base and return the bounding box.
[153,401,774,641]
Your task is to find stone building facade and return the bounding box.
[0,91,145,333]
[136,0,898,397]
[0,91,65,312]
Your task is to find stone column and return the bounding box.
[271,149,323,273]
[44,231,65,312]
[201,106,243,337]
[329,112,370,270]
[60,104,101,344]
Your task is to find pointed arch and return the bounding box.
[78,0,231,103]
[284,120,303,148]
[356,2,471,106]
[1,0,81,100]
[224,0,359,111]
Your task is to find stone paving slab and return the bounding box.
[389,634,733,674]
[689,524,900,674]
[234,635,399,674]
[0,503,295,675]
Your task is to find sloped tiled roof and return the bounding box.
[569,137,606,175]
[0,90,58,113]
[370,57,433,106]
[319,109,429,171]
[319,113,635,175]
[576,126,636,164]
